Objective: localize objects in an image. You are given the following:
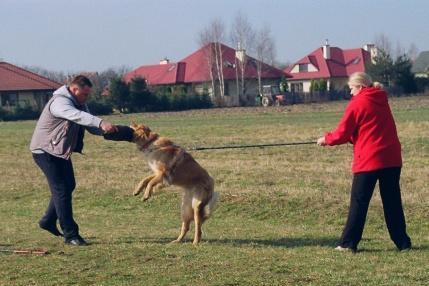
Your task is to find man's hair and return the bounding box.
[70,75,93,88]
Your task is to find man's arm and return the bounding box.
[50,97,117,134]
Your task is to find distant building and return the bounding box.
[284,41,374,93]
[412,51,429,78]
[0,61,61,111]
[124,42,287,106]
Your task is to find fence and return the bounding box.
[284,91,350,105]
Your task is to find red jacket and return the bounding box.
[325,87,402,173]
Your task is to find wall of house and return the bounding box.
[288,81,312,92]
[0,90,52,111]
[288,78,349,93]
[329,78,349,91]
[192,78,280,107]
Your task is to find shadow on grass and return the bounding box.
[121,236,340,248]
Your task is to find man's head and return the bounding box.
[69,75,93,104]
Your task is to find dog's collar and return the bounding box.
[139,134,159,150]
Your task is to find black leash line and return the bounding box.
[190,141,316,151]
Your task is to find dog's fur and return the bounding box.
[130,123,218,245]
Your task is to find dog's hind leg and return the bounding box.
[171,195,193,243]
[192,199,203,245]
[171,220,191,243]
[142,173,164,201]
[133,175,155,196]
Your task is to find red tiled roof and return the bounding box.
[123,62,186,85]
[124,43,287,85]
[0,62,61,91]
[284,47,370,80]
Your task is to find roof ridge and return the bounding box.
[0,62,61,88]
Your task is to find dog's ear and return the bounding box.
[130,122,138,130]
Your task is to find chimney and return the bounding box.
[159,57,170,65]
[363,43,378,64]
[235,42,246,63]
[322,39,331,60]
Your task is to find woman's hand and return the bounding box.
[317,136,327,146]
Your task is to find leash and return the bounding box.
[190,141,316,151]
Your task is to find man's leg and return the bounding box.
[39,197,62,236]
[339,171,378,250]
[379,167,412,250]
[33,153,79,239]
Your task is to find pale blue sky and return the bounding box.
[0,0,428,72]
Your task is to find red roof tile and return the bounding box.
[0,62,61,91]
[284,47,370,80]
[124,43,287,85]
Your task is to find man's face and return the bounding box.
[70,85,92,104]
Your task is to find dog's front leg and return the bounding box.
[133,175,155,196]
[142,173,164,201]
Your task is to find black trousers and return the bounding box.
[33,153,79,239]
[340,167,411,250]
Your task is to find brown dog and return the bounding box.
[130,123,218,244]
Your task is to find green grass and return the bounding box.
[0,96,428,285]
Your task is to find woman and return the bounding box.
[317,72,412,252]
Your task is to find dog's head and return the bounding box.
[130,123,158,147]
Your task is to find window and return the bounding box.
[299,64,308,72]
[290,83,304,92]
[1,92,18,106]
[224,81,230,96]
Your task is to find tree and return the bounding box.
[109,77,129,112]
[393,54,417,94]
[230,12,256,104]
[366,49,394,86]
[367,48,417,94]
[199,19,226,105]
[129,77,155,111]
[374,33,392,56]
[255,26,276,96]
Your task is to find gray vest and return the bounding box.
[30,94,85,160]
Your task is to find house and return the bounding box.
[412,51,429,78]
[124,43,287,106]
[0,61,61,111]
[284,41,374,93]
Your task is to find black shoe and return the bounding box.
[65,235,88,246]
[39,221,63,237]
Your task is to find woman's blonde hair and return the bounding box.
[348,72,373,87]
[373,81,384,89]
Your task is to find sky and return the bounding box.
[0,0,428,72]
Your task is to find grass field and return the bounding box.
[0,96,428,285]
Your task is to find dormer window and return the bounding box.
[299,64,308,72]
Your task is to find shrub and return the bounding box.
[87,99,114,115]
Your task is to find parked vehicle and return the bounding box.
[259,85,287,106]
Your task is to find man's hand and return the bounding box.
[100,120,118,134]
[317,136,327,146]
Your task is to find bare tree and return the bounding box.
[198,19,226,104]
[407,43,419,61]
[230,13,256,103]
[255,26,276,95]
[374,33,392,55]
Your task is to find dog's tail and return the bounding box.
[203,191,219,219]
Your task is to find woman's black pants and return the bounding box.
[340,167,411,250]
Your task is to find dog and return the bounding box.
[130,123,218,245]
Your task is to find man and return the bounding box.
[30,75,118,246]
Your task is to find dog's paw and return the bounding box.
[142,195,151,202]
[169,239,182,244]
[132,190,141,196]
